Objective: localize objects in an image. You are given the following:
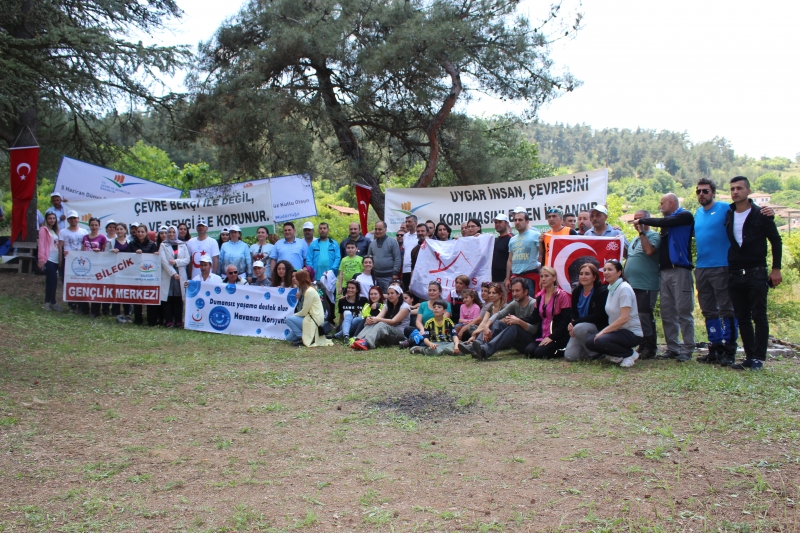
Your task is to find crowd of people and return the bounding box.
[34,175,781,371]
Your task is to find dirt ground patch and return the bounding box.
[1,273,799,532]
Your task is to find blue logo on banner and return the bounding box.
[284,329,291,338]
[256,329,262,334]
[264,292,271,301]
[205,291,210,296]
[186,281,201,298]
[195,298,205,309]
[245,295,249,300]
[208,306,231,331]
[70,256,92,276]
[225,284,237,295]
[214,286,221,294]
[278,287,285,295]
[287,288,298,307]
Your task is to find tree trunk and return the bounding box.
[414,60,463,189]
[312,58,386,220]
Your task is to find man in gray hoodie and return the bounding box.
[367,221,402,292]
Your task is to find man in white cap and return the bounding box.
[58,210,87,308]
[186,218,220,275]
[302,221,315,248]
[505,206,541,295]
[251,261,270,286]
[492,213,512,283]
[45,192,68,230]
[585,205,628,255]
[190,255,222,284]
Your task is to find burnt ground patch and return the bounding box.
[374,391,476,420]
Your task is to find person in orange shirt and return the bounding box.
[539,207,577,266]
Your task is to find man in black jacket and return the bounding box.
[724,176,782,370]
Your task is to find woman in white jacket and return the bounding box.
[159,226,190,327]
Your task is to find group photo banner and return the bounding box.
[55,157,182,200]
[547,235,625,292]
[183,281,295,339]
[66,181,274,237]
[385,169,608,234]
[409,233,495,299]
[63,252,161,304]
[190,173,317,223]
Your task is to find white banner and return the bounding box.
[190,173,317,223]
[409,234,495,299]
[63,252,161,304]
[55,157,182,200]
[65,182,274,237]
[385,169,608,234]
[183,281,296,339]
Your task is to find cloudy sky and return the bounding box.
[157,0,799,159]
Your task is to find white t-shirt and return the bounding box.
[733,208,750,246]
[353,272,375,299]
[192,273,223,283]
[59,227,88,252]
[47,229,60,263]
[605,281,642,336]
[187,237,220,269]
[402,232,417,273]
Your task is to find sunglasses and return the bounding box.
[227,271,238,275]
[696,188,711,195]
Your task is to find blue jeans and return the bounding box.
[349,317,366,338]
[44,260,58,304]
[285,315,304,343]
[338,311,356,338]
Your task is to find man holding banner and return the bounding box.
[186,219,220,275]
[506,208,541,295]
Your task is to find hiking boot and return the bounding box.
[638,349,657,360]
[676,353,693,363]
[730,359,763,370]
[459,343,475,357]
[42,303,52,311]
[697,344,722,364]
[620,350,639,368]
[656,350,679,360]
[398,340,410,349]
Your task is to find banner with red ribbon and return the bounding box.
[355,184,371,235]
[10,146,39,242]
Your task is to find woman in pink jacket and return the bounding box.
[38,212,63,311]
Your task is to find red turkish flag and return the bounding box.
[10,146,39,242]
[355,184,371,235]
[547,235,625,292]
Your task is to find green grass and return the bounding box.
[1,290,799,532]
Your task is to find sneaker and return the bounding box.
[398,340,410,349]
[656,350,679,360]
[51,304,64,312]
[350,339,369,351]
[348,337,356,345]
[676,353,693,362]
[605,355,623,364]
[116,315,128,324]
[42,303,52,311]
[459,342,475,356]
[620,350,639,368]
[730,359,763,370]
[638,349,657,360]
[409,346,425,355]
[472,340,487,360]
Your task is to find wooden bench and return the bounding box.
[0,242,38,274]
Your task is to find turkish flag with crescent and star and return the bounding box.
[10,146,39,242]
[355,184,371,236]
[547,235,625,292]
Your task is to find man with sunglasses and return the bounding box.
[634,193,695,362]
[224,264,248,285]
[693,178,774,366]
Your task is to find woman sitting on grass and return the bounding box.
[467,283,505,343]
[564,263,609,362]
[334,280,368,342]
[350,284,411,351]
[585,260,642,368]
[523,266,572,359]
[285,269,332,347]
[349,286,384,339]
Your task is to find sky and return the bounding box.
[157,0,800,160]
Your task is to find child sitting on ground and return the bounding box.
[446,275,470,323]
[454,289,482,341]
[410,299,460,356]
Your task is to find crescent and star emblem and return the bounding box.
[16,162,31,180]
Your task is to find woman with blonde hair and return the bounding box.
[285,269,333,347]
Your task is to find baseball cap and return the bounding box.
[67,210,79,218]
[158,225,168,232]
[493,213,509,222]
[220,227,229,234]
[229,224,242,232]
[546,207,564,217]
[512,206,527,214]
[130,221,141,228]
[302,222,314,230]
[196,218,208,227]
[199,255,212,264]
[253,260,265,268]
[591,205,608,215]
[50,192,62,198]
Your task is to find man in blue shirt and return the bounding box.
[506,207,541,295]
[307,222,341,281]
[269,221,308,271]
[694,177,774,365]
